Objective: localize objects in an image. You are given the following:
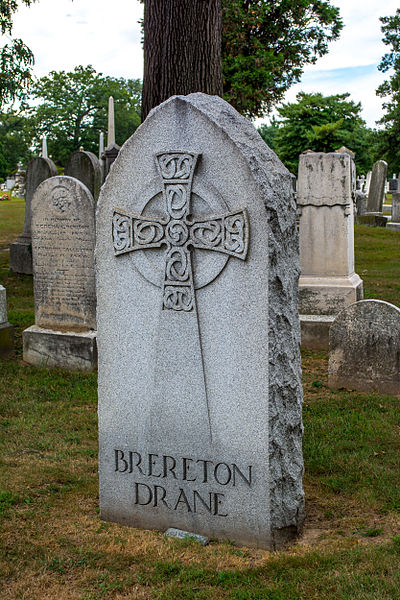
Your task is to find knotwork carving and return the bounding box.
[134,220,164,246]
[163,286,193,312]
[112,151,250,312]
[157,153,194,180]
[166,185,188,219]
[225,213,246,255]
[190,220,222,248]
[166,247,190,282]
[113,213,131,252]
[166,220,189,246]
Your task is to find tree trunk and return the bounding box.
[141,0,223,121]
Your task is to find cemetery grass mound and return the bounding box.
[0,204,399,599]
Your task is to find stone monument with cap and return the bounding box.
[297,150,363,349]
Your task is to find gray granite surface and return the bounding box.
[328,299,400,395]
[96,93,304,549]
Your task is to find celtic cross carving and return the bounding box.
[112,152,249,312]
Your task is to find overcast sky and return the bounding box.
[10,0,400,128]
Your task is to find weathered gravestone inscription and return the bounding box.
[96,93,305,549]
[65,150,102,202]
[10,157,57,274]
[0,285,14,358]
[23,176,97,371]
[329,300,400,396]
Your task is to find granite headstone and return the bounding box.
[65,150,102,202]
[96,93,305,550]
[10,156,57,274]
[329,300,400,395]
[360,160,388,227]
[23,176,97,370]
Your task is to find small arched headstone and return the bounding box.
[65,150,102,202]
[328,299,400,395]
[10,156,57,274]
[23,176,97,371]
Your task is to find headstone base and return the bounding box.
[23,325,97,371]
[9,238,32,275]
[299,274,363,349]
[358,214,388,227]
[300,315,335,350]
[299,274,363,316]
[386,222,400,232]
[0,321,14,358]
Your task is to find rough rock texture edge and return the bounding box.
[145,93,304,546]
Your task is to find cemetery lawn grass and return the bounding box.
[355,224,400,306]
[0,196,25,250]
[0,207,399,599]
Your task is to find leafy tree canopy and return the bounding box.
[0,107,33,180]
[222,0,343,118]
[262,92,375,174]
[375,9,400,173]
[0,0,36,107]
[28,65,142,165]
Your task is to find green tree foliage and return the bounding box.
[0,108,33,180]
[222,0,343,118]
[264,92,374,174]
[257,122,278,151]
[375,9,400,173]
[29,65,142,165]
[0,0,36,107]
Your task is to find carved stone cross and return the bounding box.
[112,151,249,311]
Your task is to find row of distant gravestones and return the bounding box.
[1,146,399,399]
[9,150,104,276]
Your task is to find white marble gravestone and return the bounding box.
[96,93,304,550]
[23,176,97,371]
[297,151,363,349]
[329,300,400,395]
